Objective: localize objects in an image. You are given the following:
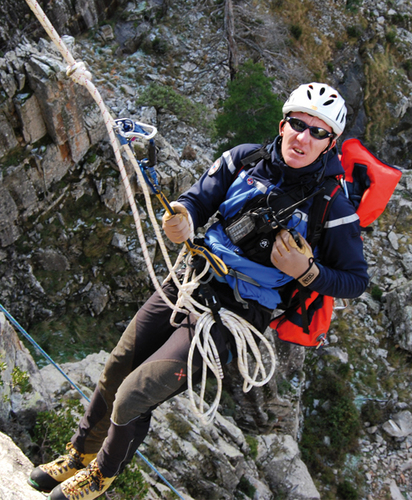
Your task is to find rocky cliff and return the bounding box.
[1,0,412,499]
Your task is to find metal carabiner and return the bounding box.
[114,118,157,142]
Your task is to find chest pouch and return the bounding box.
[222,190,301,266]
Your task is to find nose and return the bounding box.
[296,127,311,143]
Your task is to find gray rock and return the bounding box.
[382,411,412,439]
[0,313,52,424]
[385,281,412,352]
[0,432,46,500]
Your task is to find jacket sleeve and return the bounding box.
[310,192,369,299]
[177,144,262,229]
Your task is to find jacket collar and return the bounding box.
[270,136,344,186]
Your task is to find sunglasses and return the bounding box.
[284,116,335,140]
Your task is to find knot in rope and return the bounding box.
[66,61,92,85]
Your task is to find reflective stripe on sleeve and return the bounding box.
[324,213,359,228]
[223,151,237,174]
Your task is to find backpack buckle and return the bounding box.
[316,333,329,349]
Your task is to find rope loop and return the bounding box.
[66,61,92,85]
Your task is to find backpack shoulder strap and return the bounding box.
[240,144,272,168]
[307,176,341,250]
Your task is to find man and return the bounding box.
[29,82,369,500]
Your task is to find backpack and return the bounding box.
[268,138,402,348]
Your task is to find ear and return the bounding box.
[322,138,337,154]
[279,120,286,136]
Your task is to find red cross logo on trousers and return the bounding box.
[174,368,186,381]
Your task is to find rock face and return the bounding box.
[0,432,46,500]
[0,0,125,51]
[0,311,51,426]
[0,320,320,500]
[385,282,412,353]
[0,38,107,248]
[1,0,412,498]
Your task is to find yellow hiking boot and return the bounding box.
[48,458,116,500]
[28,442,97,493]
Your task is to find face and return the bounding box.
[279,112,337,169]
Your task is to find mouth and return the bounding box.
[293,147,305,155]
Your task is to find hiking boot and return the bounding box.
[28,442,97,493]
[48,459,116,500]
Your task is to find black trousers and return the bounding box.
[71,278,271,477]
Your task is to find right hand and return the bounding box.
[162,201,191,244]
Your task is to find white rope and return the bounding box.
[187,308,276,424]
[24,0,277,424]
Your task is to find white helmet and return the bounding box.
[282,82,347,136]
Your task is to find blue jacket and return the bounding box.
[178,138,369,309]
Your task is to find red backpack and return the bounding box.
[270,138,402,348]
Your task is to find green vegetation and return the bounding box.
[236,476,256,498]
[300,359,362,495]
[245,435,258,460]
[33,399,85,461]
[11,366,32,393]
[213,60,283,157]
[290,24,302,40]
[166,412,192,437]
[32,400,149,499]
[345,0,362,14]
[337,479,359,499]
[371,285,383,301]
[111,456,149,499]
[136,83,212,131]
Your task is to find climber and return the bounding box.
[28,82,369,500]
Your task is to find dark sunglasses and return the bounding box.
[284,116,335,140]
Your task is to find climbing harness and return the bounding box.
[22,0,277,430]
[0,303,186,500]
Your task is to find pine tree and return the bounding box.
[214,60,283,157]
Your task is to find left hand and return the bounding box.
[271,229,320,286]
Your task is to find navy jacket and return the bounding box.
[178,138,369,308]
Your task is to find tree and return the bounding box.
[213,60,283,157]
[224,0,239,80]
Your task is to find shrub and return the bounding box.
[290,24,302,40]
[166,412,192,437]
[337,479,359,499]
[346,25,363,39]
[371,285,383,301]
[245,434,258,459]
[33,399,85,462]
[11,367,32,394]
[136,83,212,132]
[213,60,283,157]
[111,456,149,499]
[300,361,361,477]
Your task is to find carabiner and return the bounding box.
[114,118,157,142]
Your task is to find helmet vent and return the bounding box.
[319,87,326,95]
[323,99,335,106]
[307,90,312,100]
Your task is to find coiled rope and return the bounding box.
[23,0,276,427]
